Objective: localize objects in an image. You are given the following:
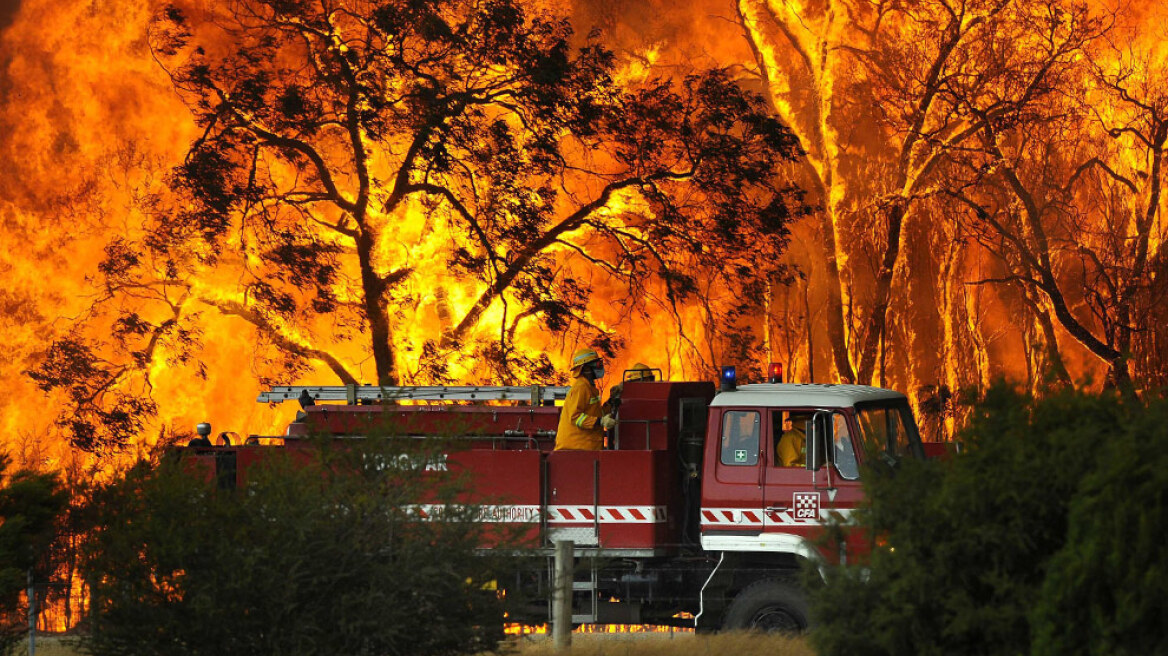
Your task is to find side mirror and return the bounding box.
[805,411,834,471]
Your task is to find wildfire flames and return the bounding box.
[2,0,1167,632]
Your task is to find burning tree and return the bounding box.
[27,0,805,451]
[735,0,1109,391]
[949,22,1168,392]
[920,5,1168,389]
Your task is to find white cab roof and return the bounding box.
[709,383,906,409]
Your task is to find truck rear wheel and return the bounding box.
[721,579,809,633]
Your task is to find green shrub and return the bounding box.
[1031,396,1168,656]
[0,456,66,656]
[80,439,523,656]
[809,384,1124,656]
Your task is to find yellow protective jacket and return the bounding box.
[777,429,806,467]
[555,376,603,450]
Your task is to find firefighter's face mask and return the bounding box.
[593,363,606,379]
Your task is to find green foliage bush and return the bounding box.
[80,439,523,656]
[0,456,66,655]
[809,384,1168,656]
[1031,398,1168,655]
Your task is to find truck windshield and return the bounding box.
[855,402,924,461]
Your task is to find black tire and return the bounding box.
[721,579,809,633]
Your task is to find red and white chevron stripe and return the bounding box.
[546,505,667,524]
[699,506,823,526]
[405,504,667,524]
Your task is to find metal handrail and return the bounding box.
[259,384,569,404]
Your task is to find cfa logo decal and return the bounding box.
[792,492,820,520]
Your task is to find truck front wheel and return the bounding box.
[721,579,809,633]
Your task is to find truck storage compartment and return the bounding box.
[598,449,679,548]
[544,450,680,550]
[448,449,543,545]
[545,450,600,546]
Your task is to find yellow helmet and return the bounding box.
[570,348,601,376]
[627,362,654,382]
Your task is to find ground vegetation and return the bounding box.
[80,437,522,656]
[0,456,66,656]
[810,384,1168,655]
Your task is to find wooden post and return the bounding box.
[552,540,573,649]
[27,569,35,656]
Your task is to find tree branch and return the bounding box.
[198,297,359,385]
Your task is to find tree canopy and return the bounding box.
[27,0,805,452]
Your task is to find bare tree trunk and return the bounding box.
[1107,305,1134,395]
[1109,124,1165,396]
[1016,283,1071,391]
[736,0,856,384]
[1033,304,1072,387]
[822,209,857,383]
[939,228,963,441]
[1022,309,1041,394]
[356,229,396,385]
[857,201,907,385]
[1108,356,1134,394]
[966,279,992,392]
[804,274,815,383]
[763,277,773,362]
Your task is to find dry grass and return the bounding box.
[14,636,82,656]
[18,630,814,656]
[504,631,814,656]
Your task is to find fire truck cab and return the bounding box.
[185,372,926,632]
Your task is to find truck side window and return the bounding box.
[857,408,889,453]
[720,410,759,466]
[889,408,911,457]
[833,413,859,480]
[857,405,912,458]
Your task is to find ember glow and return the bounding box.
[2,0,1167,628]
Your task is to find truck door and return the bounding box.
[701,408,766,534]
[762,410,864,539]
[762,409,819,537]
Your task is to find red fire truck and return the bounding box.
[185,367,930,632]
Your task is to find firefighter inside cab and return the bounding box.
[777,412,809,467]
[555,348,617,450]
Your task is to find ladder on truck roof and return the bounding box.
[258,384,570,405]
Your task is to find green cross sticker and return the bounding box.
[734,449,748,462]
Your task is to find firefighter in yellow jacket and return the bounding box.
[555,348,616,450]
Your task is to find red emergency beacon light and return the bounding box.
[768,362,784,383]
